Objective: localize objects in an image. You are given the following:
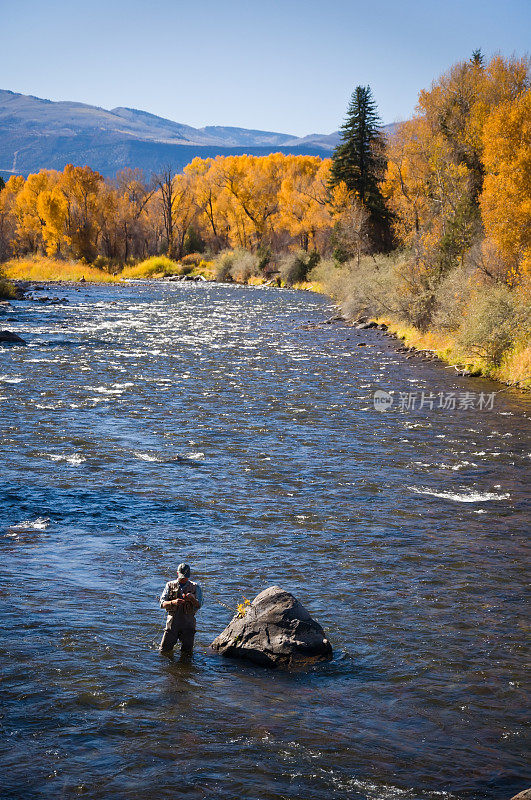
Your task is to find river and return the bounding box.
[0,281,529,800]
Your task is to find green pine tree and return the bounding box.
[330,85,393,251]
[471,48,484,66]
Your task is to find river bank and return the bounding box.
[1,255,322,288]
[294,307,531,391]
[307,255,530,392]
[332,314,531,391]
[375,317,530,390]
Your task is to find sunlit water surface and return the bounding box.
[0,282,529,800]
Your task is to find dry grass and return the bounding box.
[4,257,118,283]
[191,259,215,279]
[379,317,530,389]
[380,319,453,356]
[121,255,215,280]
[120,256,180,280]
[0,276,16,299]
[495,343,531,389]
[293,280,326,293]
[311,250,530,390]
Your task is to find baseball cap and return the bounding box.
[177,563,191,578]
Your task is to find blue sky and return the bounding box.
[2,0,530,136]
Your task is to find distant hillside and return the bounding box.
[0,89,398,179]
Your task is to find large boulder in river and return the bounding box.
[210,586,332,668]
[509,790,531,800]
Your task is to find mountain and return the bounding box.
[283,131,342,148]
[0,89,397,179]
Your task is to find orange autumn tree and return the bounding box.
[59,165,104,261]
[36,184,70,256]
[185,157,230,249]
[278,156,333,251]
[0,175,25,259]
[13,170,62,254]
[0,155,365,262]
[217,153,284,249]
[383,52,531,298]
[480,89,531,279]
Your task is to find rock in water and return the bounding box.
[210,586,332,668]
[0,330,26,344]
[509,791,531,800]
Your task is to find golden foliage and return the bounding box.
[0,155,353,265]
[480,90,531,274]
[384,53,531,284]
[236,598,251,618]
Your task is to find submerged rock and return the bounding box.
[166,274,209,282]
[210,585,332,668]
[0,330,26,344]
[355,321,378,330]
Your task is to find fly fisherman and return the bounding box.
[159,563,203,655]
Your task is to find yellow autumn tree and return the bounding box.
[278,156,333,250]
[185,157,230,249]
[59,164,104,261]
[218,153,284,248]
[13,170,61,254]
[0,175,25,259]
[0,155,370,262]
[480,90,531,278]
[36,186,69,256]
[383,116,470,275]
[384,52,530,286]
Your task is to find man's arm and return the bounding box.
[159,583,184,610]
[162,599,185,610]
[183,584,203,610]
[159,583,171,607]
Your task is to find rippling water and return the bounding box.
[1,282,529,800]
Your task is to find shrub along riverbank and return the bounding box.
[309,254,531,389]
[0,251,320,289]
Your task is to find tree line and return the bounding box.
[0,155,356,267]
[0,50,529,303]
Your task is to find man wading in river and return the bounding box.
[159,563,203,656]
